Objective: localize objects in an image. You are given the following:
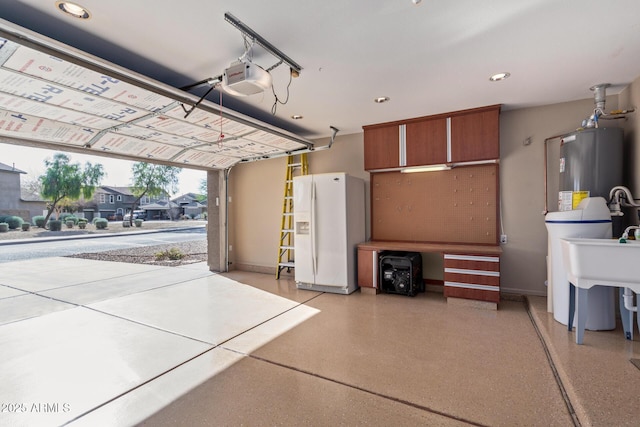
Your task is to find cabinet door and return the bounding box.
[364,125,399,170]
[450,107,499,162]
[357,248,377,288]
[405,118,447,166]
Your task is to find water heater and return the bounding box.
[559,127,623,211]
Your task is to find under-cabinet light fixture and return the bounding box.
[401,164,451,173]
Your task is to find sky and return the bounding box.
[1,142,207,196]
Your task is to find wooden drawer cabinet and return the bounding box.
[443,253,500,303]
[357,242,501,305]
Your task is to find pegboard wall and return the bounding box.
[371,164,498,244]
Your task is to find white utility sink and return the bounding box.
[560,237,640,344]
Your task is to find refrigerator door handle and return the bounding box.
[311,180,317,276]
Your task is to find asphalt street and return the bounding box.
[0,227,206,263]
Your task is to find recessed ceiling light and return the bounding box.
[489,72,510,82]
[55,1,91,19]
[374,96,390,103]
[291,114,303,120]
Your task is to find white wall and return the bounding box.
[229,88,639,295]
[619,77,640,195]
[499,96,621,296]
[229,132,367,273]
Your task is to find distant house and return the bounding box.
[140,199,179,220]
[85,186,160,221]
[0,162,47,222]
[84,186,179,221]
[172,193,207,218]
[81,186,138,221]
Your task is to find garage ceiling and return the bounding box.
[2,0,640,170]
[0,20,313,169]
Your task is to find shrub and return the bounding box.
[155,247,185,261]
[49,220,62,231]
[33,215,46,228]
[66,220,74,228]
[94,218,108,229]
[134,219,143,227]
[60,214,79,225]
[21,223,30,231]
[92,217,101,225]
[5,216,24,230]
[0,223,8,233]
[0,215,24,230]
[78,222,87,229]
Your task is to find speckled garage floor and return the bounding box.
[1,258,637,426]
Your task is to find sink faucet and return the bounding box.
[620,225,640,242]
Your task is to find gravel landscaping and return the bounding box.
[67,239,208,267]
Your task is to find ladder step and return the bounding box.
[283,212,293,216]
[282,228,294,232]
[278,262,295,268]
[288,163,302,167]
[280,245,294,250]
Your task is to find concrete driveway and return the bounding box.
[0,257,318,426]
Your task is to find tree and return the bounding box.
[21,175,43,197]
[39,153,105,226]
[129,163,181,225]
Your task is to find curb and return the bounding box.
[0,225,206,246]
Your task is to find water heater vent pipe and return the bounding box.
[583,83,636,128]
[582,84,610,128]
[592,84,608,111]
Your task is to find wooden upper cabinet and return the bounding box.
[363,105,500,171]
[449,106,500,163]
[363,125,399,170]
[405,118,447,166]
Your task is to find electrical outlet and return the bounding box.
[500,234,508,244]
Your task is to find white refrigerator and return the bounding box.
[293,173,365,294]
